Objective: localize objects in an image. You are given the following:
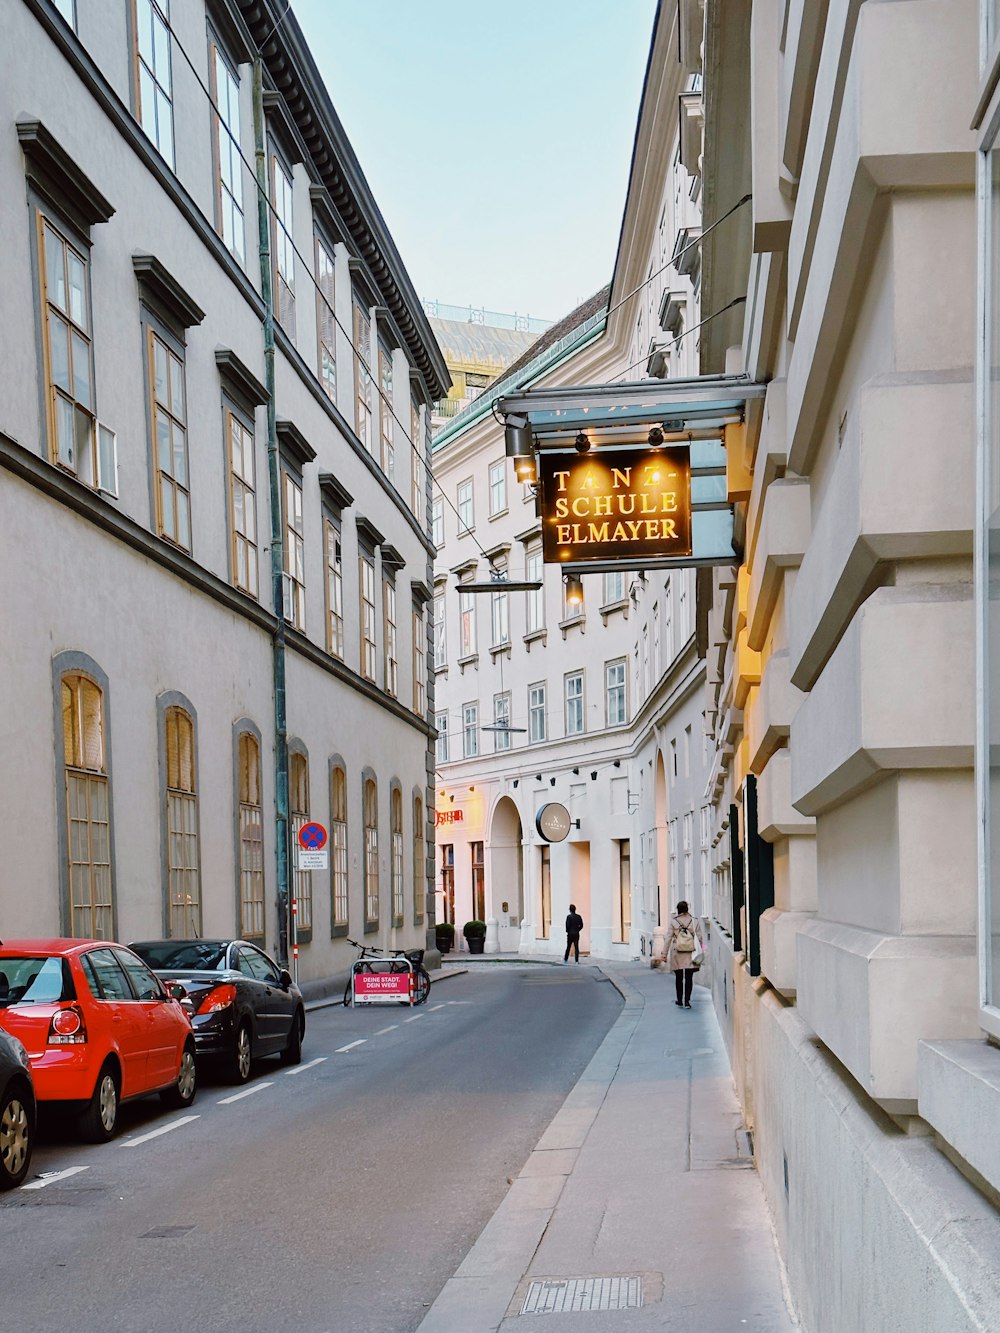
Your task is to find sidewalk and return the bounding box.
[419,962,797,1332]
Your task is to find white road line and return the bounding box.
[121,1115,200,1147]
[217,1082,274,1105]
[283,1056,327,1076]
[374,1025,398,1035]
[429,1004,446,1011]
[403,1015,423,1023]
[22,1165,89,1191]
[335,1039,367,1052]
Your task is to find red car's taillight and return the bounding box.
[197,984,237,1015]
[48,1006,86,1045]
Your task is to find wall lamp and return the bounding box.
[512,779,519,788]
[564,573,584,608]
[535,774,542,782]
[572,767,580,775]
[591,771,598,781]
[505,413,538,485]
[575,431,591,454]
[613,759,621,768]
[469,786,475,793]
[550,777,556,786]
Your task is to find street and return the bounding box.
[2,965,621,1333]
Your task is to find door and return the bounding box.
[243,946,293,1050]
[113,948,179,1090]
[81,949,149,1097]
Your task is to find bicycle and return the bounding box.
[343,939,431,1007]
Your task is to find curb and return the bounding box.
[304,966,469,1013]
[417,966,640,1332]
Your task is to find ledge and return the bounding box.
[523,629,547,652]
[276,418,317,470]
[558,615,585,640]
[380,543,405,572]
[132,253,205,331]
[919,1039,1000,1195]
[318,472,353,514]
[489,643,512,661]
[215,348,268,408]
[355,514,385,550]
[17,117,115,232]
[458,653,479,673]
[599,598,629,625]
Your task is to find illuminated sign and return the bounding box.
[435,808,464,827]
[539,446,691,565]
[536,803,572,843]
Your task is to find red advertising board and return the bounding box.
[352,969,412,1004]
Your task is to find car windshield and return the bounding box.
[0,956,75,1006]
[130,942,229,971]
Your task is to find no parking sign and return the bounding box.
[297,822,328,870]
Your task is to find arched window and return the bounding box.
[165,706,200,937]
[62,673,111,938]
[391,785,404,924]
[413,795,425,925]
[238,730,264,939]
[364,776,379,924]
[290,750,311,934]
[331,765,348,929]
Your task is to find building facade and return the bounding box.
[425,302,548,433]
[431,10,711,961]
[693,0,1000,1326]
[0,0,448,985]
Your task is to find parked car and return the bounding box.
[0,1028,35,1190]
[0,940,196,1143]
[129,939,305,1084]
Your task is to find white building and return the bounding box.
[430,10,710,961]
[0,0,448,987]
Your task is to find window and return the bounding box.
[493,692,511,752]
[148,330,190,550]
[238,731,264,939]
[353,294,373,451]
[331,765,348,930]
[413,795,425,923]
[227,411,258,597]
[413,606,426,714]
[441,844,455,926]
[52,0,76,27]
[459,588,477,657]
[133,0,174,167]
[489,459,506,516]
[463,702,479,758]
[526,548,544,632]
[606,659,627,727]
[383,578,398,696]
[471,842,485,921]
[435,712,449,763]
[391,786,403,924]
[210,43,244,263]
[604,570,626,604]
[315,235,336,402]
[653,604,660,678]
[38,216,96,480]
[539,845,551,940]
[360,552,377,680]
[379,340,394,481]
[270,153,295,335]
[457,479,474,533]
[84,949,132,1001]
[324,519,344,657]
[290,751,311,935]
[115,948,161,1001]
[433,590,446,668]
[684,725,692,777]
[364,777,379,923]
[616,839,632,943]
[664,577,674,663]
[491,588,509,647]
[565,672,584,736]
[411,396,424,523]
[165,706,200,937]
[642,625,650,697]
[62,674,111,939]
[282,472,305,629]
[432,496,444,548]
[529,682,546,743]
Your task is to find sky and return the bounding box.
[292,0,658,325]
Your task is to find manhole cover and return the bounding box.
[140,1225,195,1239]
[521,1276,643,1315]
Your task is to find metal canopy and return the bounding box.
[497,373,766,445]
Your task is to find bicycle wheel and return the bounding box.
[343,977,353,1007]
[412,967,431,1006]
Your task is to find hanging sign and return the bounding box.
[539,446,691,565]
[536,803,572,843]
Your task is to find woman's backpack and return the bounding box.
[675,917,697,952]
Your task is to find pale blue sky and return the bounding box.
[292,1,657,324]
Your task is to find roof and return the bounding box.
[0,939,99,953]
[430,318,538,374]
[485,285,612,391]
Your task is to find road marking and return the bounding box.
[447,1000,472,1005]
[22,1166,89,1191]
[217,1082,274,1105]
[121,1115,199,1147]
[403,1015,423,1023]
[429,1004,446,1011]
[374,1025,398,1035]
[283,1056,327,1076]
[335,1039,367,1052]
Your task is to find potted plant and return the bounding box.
[463,920,487,955]
[435,921,455,954]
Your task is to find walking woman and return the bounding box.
[667,901,704,1008]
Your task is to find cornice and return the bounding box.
[355,515,385,550]
[318,472,353,514]
[275,418,317,470]
[215,348,269,408]
[132,253,205,331]
[16,117,115,233]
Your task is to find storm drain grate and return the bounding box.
[521,1276,643,1315]
[140,1225,195,1239]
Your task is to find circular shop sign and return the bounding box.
[536,802,572,843]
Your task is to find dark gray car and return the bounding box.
[129,940,304,1085]
[0,1027,35,1190]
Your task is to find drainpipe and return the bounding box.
[253,56,290,968]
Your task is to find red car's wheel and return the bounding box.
[78,1062,120,1144]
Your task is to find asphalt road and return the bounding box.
[2,963,621,1333]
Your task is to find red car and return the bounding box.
[0,939,196,1143]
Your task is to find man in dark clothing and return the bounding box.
[564,904,584,963]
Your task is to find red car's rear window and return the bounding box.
[0,956,76,1006]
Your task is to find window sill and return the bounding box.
[600,598,630,625]
[458,526,476,539]
[458,653,479,673]
[559,615,586,639]
[489,643,512,661]
[364,919,379,935]
[488,508,509,522]
[331,923,349,939]
[296,928,313,945]
[523,629,547,652]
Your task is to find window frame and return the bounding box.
[160,696,201,939]
[59,666,114,941]
[235,724,265,942]
[413,603,426,715]
[565,670,585,736]
[131,0,175,169]
[493,692,511,753]
[330,760,349,936]
[383,574,398,697]
[281,467,306,630]
[457,478,475,534]
[359,548,377,681]
[314,230,337,404]
[605,658,627,728]
[146,324,191,552]
[390,783,404,926]
[209,35,244,264]
[413,793,426,926]
[463,702,479,758]
[269,146,296,336]
[363,773,379,930]
[378,337,395,482]
[324,515,344,658]
[435,711,449,764]
[353,292,374,452]
[289,747,312,940]
[528,681,546,744]
[488,458,507,517]
[225,404,259,598]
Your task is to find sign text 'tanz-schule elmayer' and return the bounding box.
[539,445,692,564]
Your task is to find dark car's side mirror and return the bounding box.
[279,969,293,989]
